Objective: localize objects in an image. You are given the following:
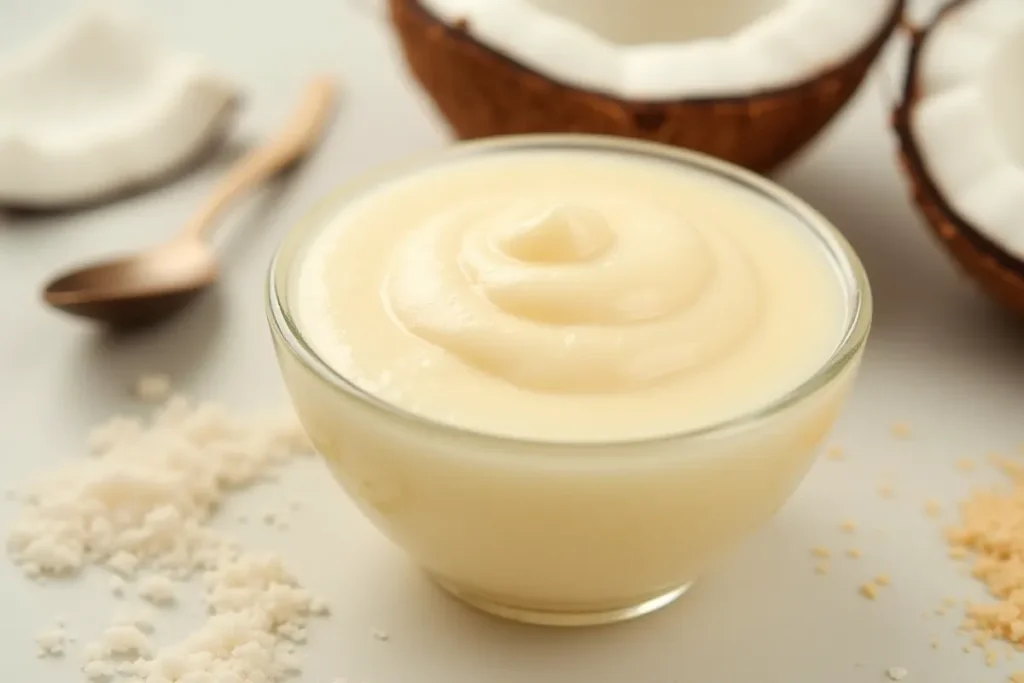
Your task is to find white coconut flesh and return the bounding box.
[0,5,238,205]
[911,0,1024,261]
[418,0,895,99]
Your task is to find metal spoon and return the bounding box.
[43,76,338,328]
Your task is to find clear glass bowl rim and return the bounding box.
[266,133,873,451]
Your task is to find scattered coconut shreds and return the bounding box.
[5,396,324,683]
[875,573,891,586]
[107,550,140,577]
[811,546,831,558]
[36,625,67,658]
[890,422,912,440]
[841,519,858,533]
[137,574,176,607]
[99,623,152,658]
[878,483,895,499]
[847,548,862,559]
[885,666,909,681]
[133,373,172,404]
[826,446,845,461]
[83,659,114,680]
[814,561,830,575]
[924,499,943,518]
[372,627,390,642]
[859,582,879,600]
[941,455,1024,669]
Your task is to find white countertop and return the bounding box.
[1,1,1021,682]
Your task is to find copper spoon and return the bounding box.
[43,76,338,328]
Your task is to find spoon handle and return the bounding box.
[180,76,338,242]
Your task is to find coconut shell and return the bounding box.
[390,0,904,174]
[892,0,1024,315]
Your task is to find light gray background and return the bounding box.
[0,1,1019,682]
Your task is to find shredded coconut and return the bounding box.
[36,625,66,657]
[138,574,176,606]
[886,666,909,680]
[107,550,140,577]
[859,582,879,600]
[83,659,114,680]
[100,624,152,657]
[938,454,1024,683]
[6,396,324,682]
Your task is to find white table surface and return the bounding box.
[2,1,1021,682]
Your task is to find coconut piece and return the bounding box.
[390,0,904,173]
[0,2,241,209]
[893,0,1024,314]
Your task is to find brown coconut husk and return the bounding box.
[892,0,1024,315]
[390,0,904,174]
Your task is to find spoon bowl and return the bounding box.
[44,240,218,327]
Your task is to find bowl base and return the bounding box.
[431,577,694,627]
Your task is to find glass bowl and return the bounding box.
[266,134,872,627]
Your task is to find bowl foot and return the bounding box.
[430,576,694,627]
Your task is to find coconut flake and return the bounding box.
[0,3,240,207]
[912,0,1024,260]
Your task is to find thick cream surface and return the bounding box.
[295,149,847,441]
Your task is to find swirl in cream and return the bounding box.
[384,198,762,393]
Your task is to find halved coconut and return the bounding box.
[893,0,1024,314]
[390,0,904,173]
[0,2,241,209]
